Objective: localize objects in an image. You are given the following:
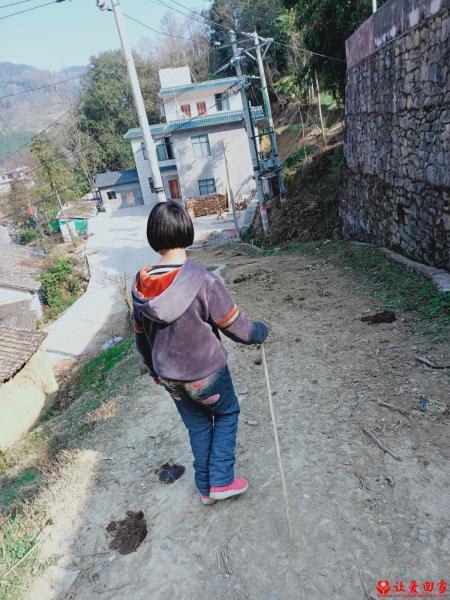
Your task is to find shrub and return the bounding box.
[19,227,40,245]
[39,256,81,320]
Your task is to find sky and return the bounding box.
[1,0,207,71]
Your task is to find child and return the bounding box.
[132,201,268,505]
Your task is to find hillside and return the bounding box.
[245,99,345,246]
[0,62,85,164]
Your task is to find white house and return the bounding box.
[124,66,265,207]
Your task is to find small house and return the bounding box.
[95,169,144,209]
[57,201,97,242]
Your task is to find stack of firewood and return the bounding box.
[186,193,228,218]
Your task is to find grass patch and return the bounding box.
[341,245,450,336]
[0,336,138,596]
[74,337,134,397]
[242,240,450,337]
[1,469,40,507]
[284,144,316,171]
[0,503,49,600]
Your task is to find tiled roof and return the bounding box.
[0,325,46,383]
[159,76,241,98]
[0,242,41,292]
[0,299,37,330]
[124,107,265,139]
[160,164,177,172]
[95,169,139,189]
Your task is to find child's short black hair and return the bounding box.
[146,201,194,252]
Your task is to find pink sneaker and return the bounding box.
[200,494,216,505]
[210,477,249,500]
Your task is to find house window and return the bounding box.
[106,191,116,200]
[180,104,191,117]
[141,142,147,161]
[215,92,230,111]
[197,101,207,115]
[198,178,216,195]
[156,137,174,161]
[191,134,211,157]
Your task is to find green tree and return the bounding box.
[30,134,82,208]
[77,50,160,172]
[283,0,374,100]
[7,179,31,227]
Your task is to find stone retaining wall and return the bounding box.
[342,0,450,269]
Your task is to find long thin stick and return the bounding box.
[362,426,402,461]
[0,529,45,582]
[261,345,294,542]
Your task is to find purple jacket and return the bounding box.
[132,259,268,381]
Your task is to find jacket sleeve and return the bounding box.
[207,274,268,345]
[133,308,157,377]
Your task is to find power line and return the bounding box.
[273,40,346,64]
[1,110,71,163]
[0,0,66,21]
[147,0,345,63]
[154,0,231,31]
[123,12,191,41]
[0,75,82,100]
[0,0,41,10]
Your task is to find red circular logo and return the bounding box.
[376,580,391,596]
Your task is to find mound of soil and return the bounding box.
[247,144,345,247]
[106,510,147,554]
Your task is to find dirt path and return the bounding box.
[31,246,449,600]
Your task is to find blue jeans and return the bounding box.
[161,365,240,497]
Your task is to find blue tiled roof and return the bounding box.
[95,169,139,189]
[160,164,177,172]
[124,107,265,139]
[159,76,241,98]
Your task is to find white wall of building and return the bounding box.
[131,123,255,205]
[172,123,255,201]
[159,66,191,89]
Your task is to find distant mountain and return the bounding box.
[0,62,86,165]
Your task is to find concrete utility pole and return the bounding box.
[252,31,285,196]
[372,0,378,13]
[97,0,165,203]
[230,30,269,234]
[222,141,240,240]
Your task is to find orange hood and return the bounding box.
[135,267,181,300]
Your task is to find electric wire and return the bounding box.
[152,0,231,31]
[0,0,43,10]
[0,75,82,100]
[123,12,192,40]
[0,0,65,21]
[1,110,71,163]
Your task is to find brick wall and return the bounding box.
[342,0,450,268]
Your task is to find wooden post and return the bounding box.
[315,73,327,148]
